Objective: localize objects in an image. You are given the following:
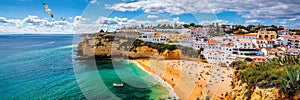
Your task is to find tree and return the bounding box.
[248,30,256,33]
[246,25,255,31]
[245,57,254,62]
[221,24,227,29]
[190,23,195,27]
[183,24,189,28]
[99,29,105,33]
[236,29,246,34]
[271,25,278,29]
[195,25,203,28]
[167,45,178,51]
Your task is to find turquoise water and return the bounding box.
[0,34,173,99]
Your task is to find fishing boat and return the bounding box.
[113,83,123,87]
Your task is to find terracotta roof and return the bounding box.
[291,36,300,40]
[265,48,278,52]
[267,39,275,42]
[191,27,202,30]
[221,43,235,47]
[289,32,296,35]
[236,56,246,59]
[278,30,288,32]
[256,38,266,40]
[238,39,251,43]
[218,51,225,54]
[288,47,299,51]
[280,46,288,50]
[257,42,265,44]
[281,35,291,39]
[292,38,300,40]
[208,40,219,44]
[253,57,267,61]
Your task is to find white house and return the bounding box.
[203,50,229,65]
[227,33,257,41]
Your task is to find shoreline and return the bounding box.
[75,56,233,99]
[127,60,180,99]
[128,59,234,100]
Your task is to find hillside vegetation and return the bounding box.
[231,56,300,98]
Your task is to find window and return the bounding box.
[265,35,269,38]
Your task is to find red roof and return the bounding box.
[221,43,235,47]
[267,39,275,42]
[291,36,300,40]
[208,40,219,44]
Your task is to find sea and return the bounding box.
[0,34,174,99]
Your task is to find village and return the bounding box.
[92,23,300,66]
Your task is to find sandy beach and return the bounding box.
[131,58,233,100]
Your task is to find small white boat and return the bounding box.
[113,83,123,87]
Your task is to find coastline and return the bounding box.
[128,59,234,100]
[127,60,180,99]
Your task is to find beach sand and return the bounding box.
[132,58,233,100]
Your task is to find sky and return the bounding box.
[0,0,300,33]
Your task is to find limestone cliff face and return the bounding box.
[77,35,200,60]
[223,70,300,100]
[128,46,160,58]
[161,49,181,59]
[225,82,300,100]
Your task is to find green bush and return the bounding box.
[233,55,300,94]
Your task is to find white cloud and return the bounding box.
[105,0,215,15]
[90,0,97,4]
[147,15,159,19]
[0,17,22,25]
[155,17,184,25]
[105,0,300,20]
[75,16,185,33]
[69,17,73,20]
[74,16,156,33]
[245,20,263,25]
[0,15,81,34]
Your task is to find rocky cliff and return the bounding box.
[77,34,205,61]
[222,70,300,100]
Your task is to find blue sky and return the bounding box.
[0,0,300,33]
[0,0,88,20]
